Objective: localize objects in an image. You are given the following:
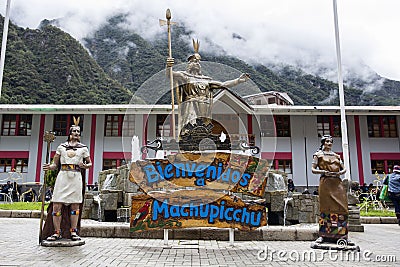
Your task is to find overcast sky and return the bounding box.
[2,0,400,82]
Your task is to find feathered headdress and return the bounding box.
[73,116,80,127]
[187,39,201,61]
[69,116,81,132]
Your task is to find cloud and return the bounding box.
[2,0,400,81]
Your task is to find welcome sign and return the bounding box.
[129,152,269,232]
[130,192,267,232]
[130,152,269,198]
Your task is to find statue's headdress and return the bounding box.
[320,134,333,144]
[69,116,81,133]
[318,134,333,151]
[187,39,201,61]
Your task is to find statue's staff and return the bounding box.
[39,131,55,244]
[160,9,178,139]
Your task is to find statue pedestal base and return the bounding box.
[41,238,85,247]
[310,241,360,251]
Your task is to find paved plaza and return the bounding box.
[0,218,398,266]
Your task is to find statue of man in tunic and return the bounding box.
[166,39,250,134]
[42,117,92,241]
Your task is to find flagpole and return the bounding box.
[0,0,12,99]
[333,0,351,181]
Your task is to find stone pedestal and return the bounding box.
[347,192,364,232]
[311,241,360,251]
[41,239,85,247]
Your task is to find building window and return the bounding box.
[275,115,290,137]
[367,115,397,137]
[103,159,117,170]
[104,114,136,137]
[122,115,135,137]
[156,114,171,138]
[0,159,12,173]
[1,114,32,136]
[260,115,275,137]
[0,158,28,173]
[277,159,292,174]
[267,159,292,174]
[105,115,121,136]
[15,159,28,173]
[371,160,400,174]
[317,115,341,137]
[53,115,84,136]
[102,159,126,170]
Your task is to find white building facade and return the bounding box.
[0,95,399,188]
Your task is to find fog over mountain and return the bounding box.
[2,0,400,103]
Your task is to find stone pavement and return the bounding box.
[0,218,398,266]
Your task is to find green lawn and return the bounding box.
[360,209,395,217]
[0,202,48,210]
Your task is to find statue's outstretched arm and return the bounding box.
[218,73,250,88]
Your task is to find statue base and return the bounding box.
[310,241,360,251]
[141,118,259,155]
[41,238,85,247]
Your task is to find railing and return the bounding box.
[158,134,256,146]
[0,192,13,203]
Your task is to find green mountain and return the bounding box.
[0,17,132,104]
[1,14,399,106]
[83,15,400,106]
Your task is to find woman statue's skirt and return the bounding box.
[318,176,349,241]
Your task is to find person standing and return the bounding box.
[388,165,400,225]
[0,181,12,201]
[287,178,295,192]
[311,135,349,244]
[45,186,53,202]
[42,118,92,241]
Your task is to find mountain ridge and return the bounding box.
[0,15,399,106]
[0,16,132,104]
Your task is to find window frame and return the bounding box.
[367,115,398,138]
[259,115,275,137]
[102,158,126,170]
[0,159,12,173]
[15,159,29,173]
[317,115,341,137]
[0,158,28,173]
[104,114,136,137]
[276,159,292,174]
[275,115,291,137]
[371,159,400,174]
[122,114,136,137]
[104,115,122,137]
[156,114,171,138]
[1,114,32,136]
[265,159,292,174]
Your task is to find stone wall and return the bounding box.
[263,171,319,225]
[82,165,321,225]
[82,164,140,220]
[285,193,319,224]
